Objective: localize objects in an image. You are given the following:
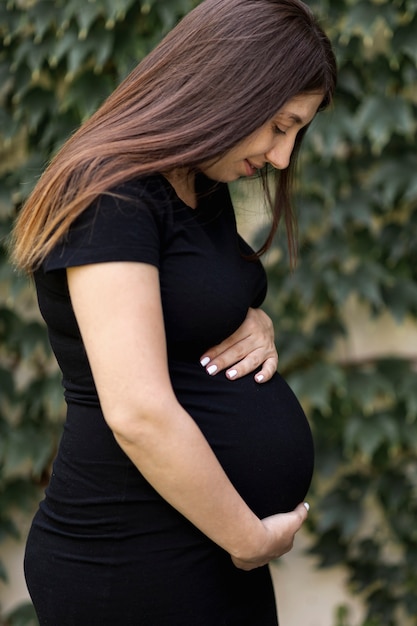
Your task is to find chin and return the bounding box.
[205,173,232,184]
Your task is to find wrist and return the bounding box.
[229,517,268,563]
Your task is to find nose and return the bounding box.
[265,137,295,170]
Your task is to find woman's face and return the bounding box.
[200,92,323,182]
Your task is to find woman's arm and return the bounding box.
[67,261,307,569]
[200,307,278,383]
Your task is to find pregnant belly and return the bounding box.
[170,363,314,518]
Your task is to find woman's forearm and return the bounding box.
[111,396,266,561]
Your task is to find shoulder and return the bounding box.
[93,174,172,221]
[44,174,174,271]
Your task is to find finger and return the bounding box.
[253,356,279,383]
[231,556,266,571]
[262,502,309,537]
[199,309,277,377]
[204,346,277,380]
[224,349,274,381]
[201,338,258,376]
[293,502,310,528]
[200,333,253,369]
[200,307,272,366]
[225,347,277,381]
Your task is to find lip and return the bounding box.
[244,160,261,176]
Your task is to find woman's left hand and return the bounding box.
[200,308,278,383]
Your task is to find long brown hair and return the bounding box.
[11,0,336,272]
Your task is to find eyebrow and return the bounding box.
[277,111,305,126]
[289,113,303,124]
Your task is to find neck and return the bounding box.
[163,168,197,209]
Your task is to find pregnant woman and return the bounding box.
[11,0,336,623]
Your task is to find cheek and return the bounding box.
[246,134,273,155]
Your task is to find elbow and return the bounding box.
[102,392,177,449]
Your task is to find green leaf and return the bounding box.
[0,479,39,512]
[19,86,56,133]
[392,18,417,65]
[368,153,417,207]
[75,3,104,39]
[64,71,114,120]
[5,601,39,626]
[317,475,366,539]
[0,516,19,542]
[382,279,417,322]
[0,368,15,402]
[49,25,79,67]
[27,1,59,44]
[2,422,57,479]
[101,0,137,25]
[398,376,417,419]
[355,96,416,153]
[289,362,345,412]
[345,413,399,459]
[0,558,8,583]
[346,369,393,409]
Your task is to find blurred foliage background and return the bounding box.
[0,0,416,624]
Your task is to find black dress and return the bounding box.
[24,174,314,625]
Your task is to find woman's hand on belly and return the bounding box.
[200,308,278,383]
[231,502,309,571]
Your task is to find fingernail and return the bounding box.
[227,369,238,379]
[304,502,310,512]
[255,374,264,383]
[200,357,210,367]
[207,364,218,375]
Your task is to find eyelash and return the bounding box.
[273,124,286,135]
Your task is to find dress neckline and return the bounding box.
[160,172,220,213]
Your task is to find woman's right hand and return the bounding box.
[231,502,309,571]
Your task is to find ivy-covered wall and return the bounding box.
[0,1,416,625]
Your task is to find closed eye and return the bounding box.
[273,124,286,135]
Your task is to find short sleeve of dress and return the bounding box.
[43,176,166,272]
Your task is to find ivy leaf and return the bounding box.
[331,190,374,230]
[19,86,56,133]
[382,279,417,322]
[102,0,138,25]
[27,1,58,43]
[353,263,389,310]
[398,375,417,419]
[0,368,15,401]
[289,362,345,412]
[75,3,104,39]
[345,413,399,459]
[392,18,417,65]
[4,601,39,626]
[368,153,417,207]
[346,369,393,409]
[64,71,114,120]
[317,478,365,539]
[49,25,79,67]
[0,559,8,583]
[0,516,19,542]
[0,479,39,512]
[2,424,56,479]
[355,96,415,153]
